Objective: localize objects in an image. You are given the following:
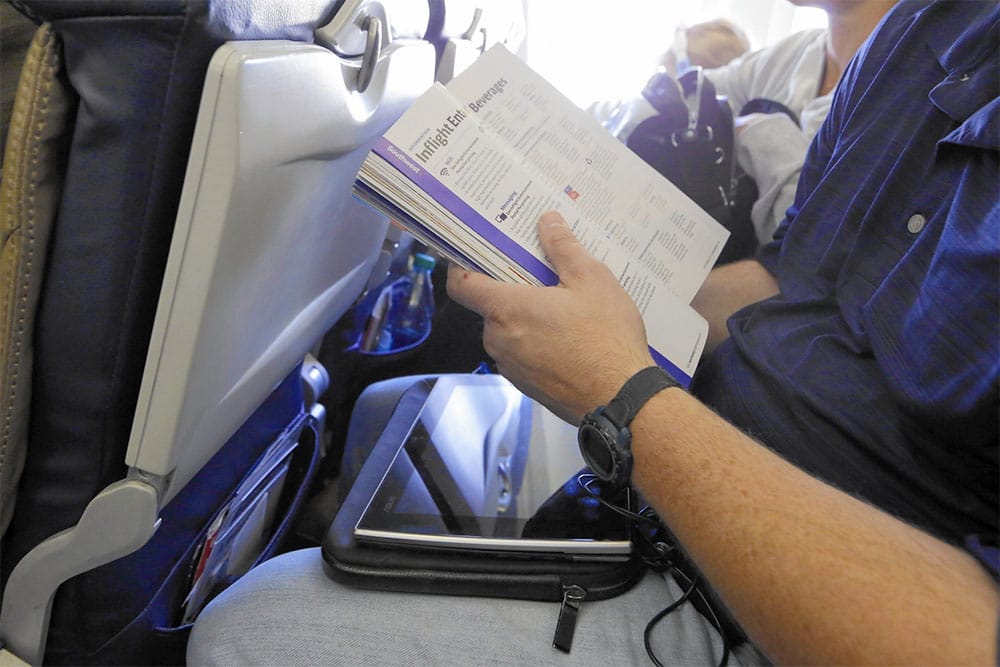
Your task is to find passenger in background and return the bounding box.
[657,18,751,75]
[586,17,750,132]
[707,0,896,245]
[592,1,896,247]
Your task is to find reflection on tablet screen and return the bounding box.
[355,375,632,556]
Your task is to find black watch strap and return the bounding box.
[602,366,681,429]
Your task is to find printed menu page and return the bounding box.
[355,45,729,385]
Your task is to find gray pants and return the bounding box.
[186,546,765,665]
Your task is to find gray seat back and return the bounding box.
[0,1,435,663]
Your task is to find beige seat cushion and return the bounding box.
[1,4,37,161]
[0,23,72,537]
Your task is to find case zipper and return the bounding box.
[552,584,587,652]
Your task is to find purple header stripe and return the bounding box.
[352,185,490,275]
[373,136,559,286]
[648,346,692,388]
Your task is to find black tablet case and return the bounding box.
[321,377,646,603]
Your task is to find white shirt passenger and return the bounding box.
[703,29,829,243]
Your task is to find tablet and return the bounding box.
[354,375,633,558]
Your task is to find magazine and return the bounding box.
[354,45,729,386]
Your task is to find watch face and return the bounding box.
[578,421,616,481]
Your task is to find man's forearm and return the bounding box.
[449,214,998,663]
[630,389,999,665]
[691,259,779,351]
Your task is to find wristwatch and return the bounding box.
[577,366,681,487]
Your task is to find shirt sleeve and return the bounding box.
[965,534,1000,581]
[703,52,759,112]
[735,113,811,243]
[753,110,835,274]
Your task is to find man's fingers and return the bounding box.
[538,212,594,284]
[449,210,600,311]
[446,264,494,316]
[447,264,532,320]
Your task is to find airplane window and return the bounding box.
[521,0,828,109]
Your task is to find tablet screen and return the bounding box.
[355,375,632,556]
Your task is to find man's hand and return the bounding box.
[447,211,655,424]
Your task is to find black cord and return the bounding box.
[671,567,730,667]
[575,472,731,667]
[644,568,699,666]
[576,473,681,570]
[643,568,731,667]
[577,473,664,530]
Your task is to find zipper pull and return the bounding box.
[552,585,586,653]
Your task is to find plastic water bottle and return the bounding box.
[381,252,435,349]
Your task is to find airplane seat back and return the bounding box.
[0,17,71,546]
[0,0,435,663]
[425,0,525,82]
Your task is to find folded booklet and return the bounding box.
[354,45,729,386]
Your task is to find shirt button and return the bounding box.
[907,213,926,234]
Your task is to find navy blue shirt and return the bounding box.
[692,0,998,546]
